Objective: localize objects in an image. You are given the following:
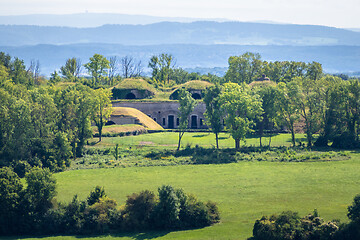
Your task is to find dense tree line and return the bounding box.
[0,167,220,235]
[203,54,360,150]
[0,52,112,174]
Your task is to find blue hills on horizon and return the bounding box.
[0,14,359,76]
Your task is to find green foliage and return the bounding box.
[60,58,81,81]
[150,185,220,230]
[153,185,181,228]
[122,190,157,230]
[87,186,107,206]
[276,82,300,147]
[255,85,281,148]
[54,83,95,157]
[0,167,23,234]
[177,88,197,150]
[225,52,262,84]
[84,54,110,86]
[24,167,57,215]
[113,143,119,161]
[250,210,339,240]
[220,82,263,149]
[91,88,113,141]
[347,194,360,222]
[84,196,118,233]
[149,53,176,84]
[203,84,223,148]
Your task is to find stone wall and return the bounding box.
[112,101,207,129]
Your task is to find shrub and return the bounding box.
[122,190,157,230]
[0,167,23,234]
[83,197,119,233]
[12,160,31,178]
[250,210,339,240]
[87,186,107,206]
[152,185,181,229]
[347,194,360,222]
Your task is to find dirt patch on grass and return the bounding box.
[139,141,154,145]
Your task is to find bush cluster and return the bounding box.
[249,210,339,240]
[249,194,360,240]
[0,167,220,236]
[40,185,220,235]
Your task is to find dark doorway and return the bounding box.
[125,93,136,99]
[191,115,198,129]
[168,115,175,129]
[192,93,201,99]
[105,120,115,126]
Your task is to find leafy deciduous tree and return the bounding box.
[177,88,197,151]
[220,82,263,149]
[203,84,223,149]
[84,54,110,85]
[91,88,113,142]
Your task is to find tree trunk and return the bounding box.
[215,132,219,149]
[99,128,102,142]
[259,121,264,148]
[235,139,240,150]
[268,134,272,149]
[177,131,184,151]
[291,127,296,147]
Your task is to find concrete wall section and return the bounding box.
[112,102,207,129]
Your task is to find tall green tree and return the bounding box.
[220,82,263,149]
[224,52,262,84]
[255,85,281,148]
[24,167,57,219]
[148,53,176,84]
[84,54,110,85]
[306,61,323,81]
[294,77,326,147]
[54,84,94,157]
[177,88,197,151]
[203,84,223,149]
[60,58,81,81]
[91,88,113,142]
[276,82,300,147]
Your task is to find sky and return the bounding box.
[1,0,359,28]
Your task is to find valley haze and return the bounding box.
[0,13,359,76]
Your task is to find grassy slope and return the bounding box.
[111,107,163,130]
[16,133,360,240]
[93,124,146,135]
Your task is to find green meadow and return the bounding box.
[13,133,360,240]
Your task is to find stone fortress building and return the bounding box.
[112,101,207,129]
[110,79,210,129]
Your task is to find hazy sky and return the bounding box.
[1,0,359,28]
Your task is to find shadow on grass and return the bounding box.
[192,134,209,138]
[4,231,171,240]
[110,230,171,240]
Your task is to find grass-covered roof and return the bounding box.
[112,78,156,92]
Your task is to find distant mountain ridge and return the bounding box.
[1,21,360,47]
[0,13,229,27]
[2,43,359,75]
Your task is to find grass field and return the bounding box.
[90,132,306,149]
[12,133,360,240]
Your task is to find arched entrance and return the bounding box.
[125,92,136,99]
[192,93,201,99]
[105,120,115,126]
[191,115,198,129]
